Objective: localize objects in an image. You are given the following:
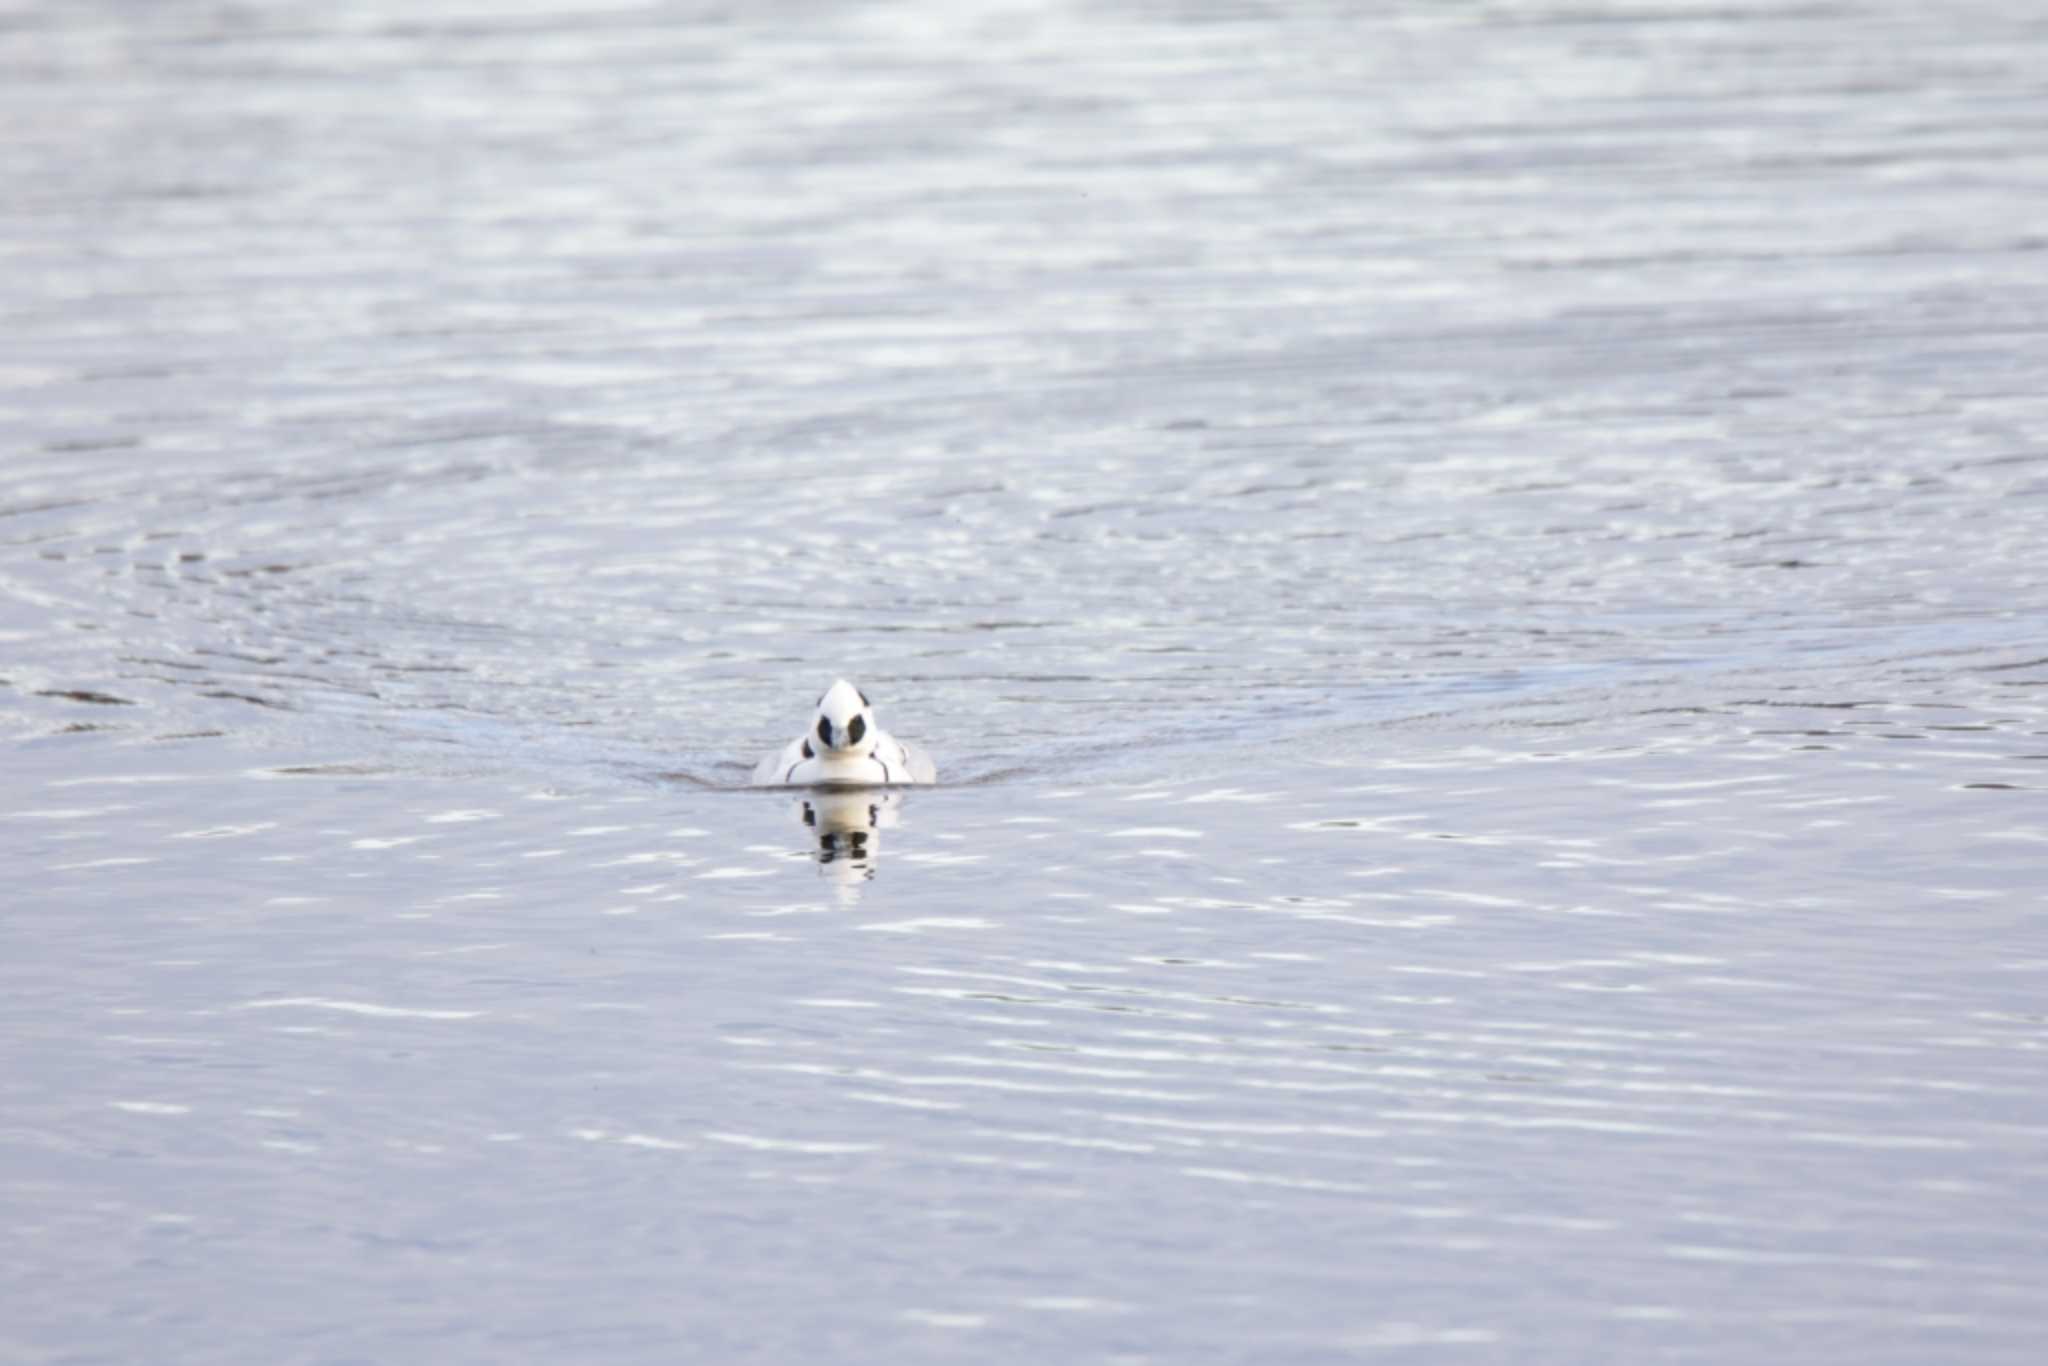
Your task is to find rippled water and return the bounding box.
[5,1,2048,1362]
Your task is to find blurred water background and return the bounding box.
[4,1,2047,1361]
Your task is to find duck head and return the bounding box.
[810,678,876,756]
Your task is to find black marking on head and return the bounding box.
[816,716,832,746]
[801,739,813,759]
[847,715,866,746]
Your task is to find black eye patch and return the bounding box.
[817,716,832,745]
[848,715,866,745]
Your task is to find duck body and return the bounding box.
[752,679,937,788]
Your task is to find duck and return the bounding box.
[752,678,937,787]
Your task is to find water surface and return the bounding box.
[4,2,2047,1362]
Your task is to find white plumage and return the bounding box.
[752,678,937,787]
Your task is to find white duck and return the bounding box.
[752,679,937,787]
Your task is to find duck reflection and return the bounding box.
[795,789,904,895]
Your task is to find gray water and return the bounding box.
[5,1,2048,1362]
